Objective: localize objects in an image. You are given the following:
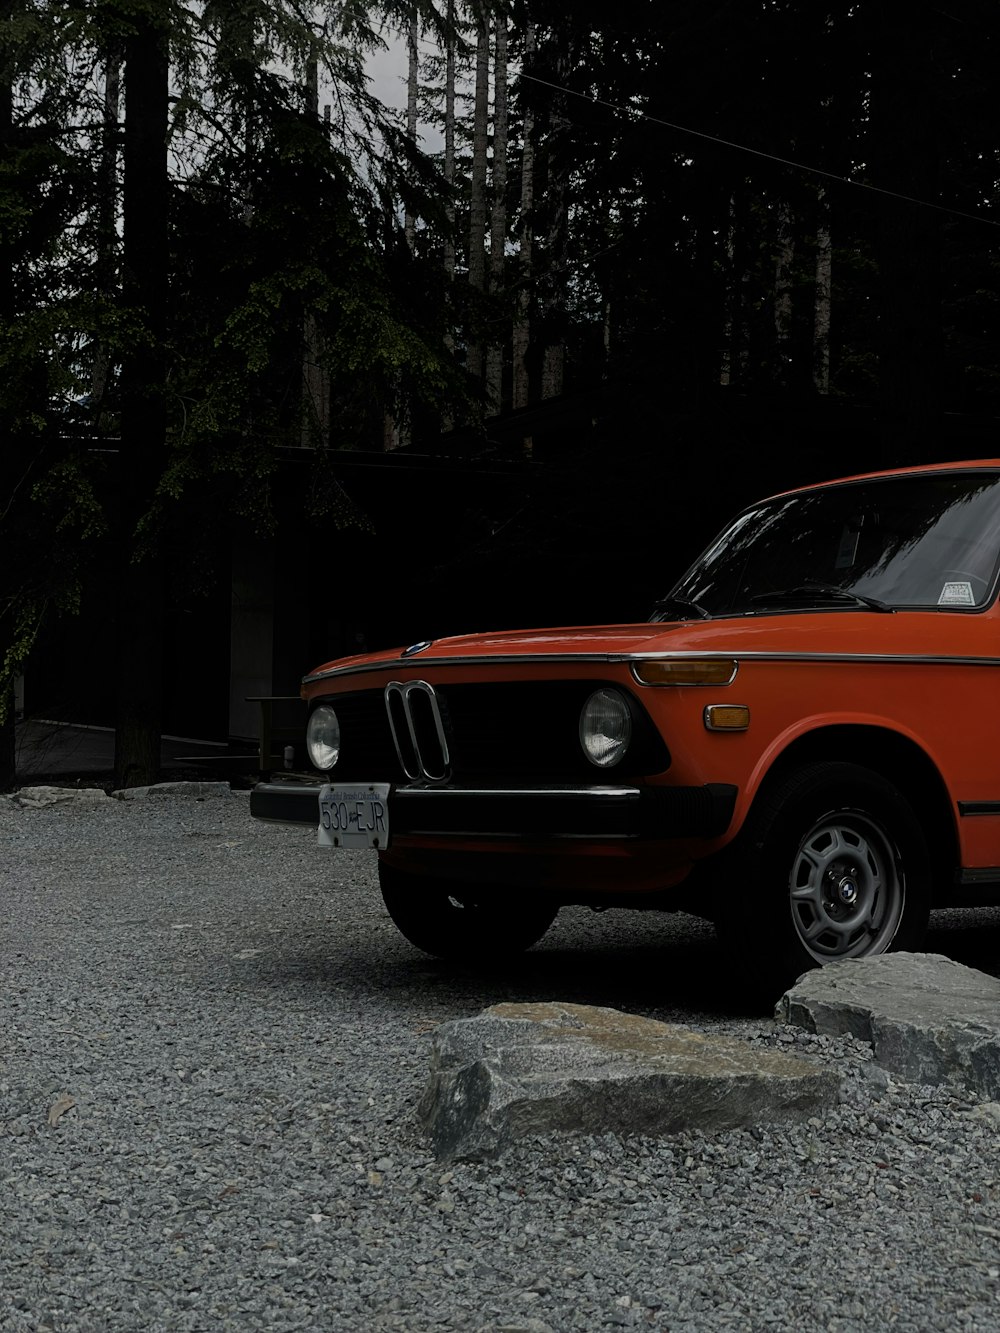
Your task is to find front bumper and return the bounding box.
[250,780,736,842]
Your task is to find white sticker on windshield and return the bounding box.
[938,581,975,606]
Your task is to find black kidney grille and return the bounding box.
[437,680,669,780]
[315,679,669,784]
[437,682,591,779]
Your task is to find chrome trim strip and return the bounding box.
[396,785,641,799]
[958,801,1000,817]
[638,651,1000,667]
[304,649,1000,685]
[410,832,636,842]
[384,681,419,781]
[304,653,625,682]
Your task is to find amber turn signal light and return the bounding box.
[632,659,738,686]
[704,704,750,731]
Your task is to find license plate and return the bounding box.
[318,784,391,850]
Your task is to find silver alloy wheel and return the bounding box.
[788,812,905,962]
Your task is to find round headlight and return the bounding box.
[579,688,632,768]
[306,704,341,771]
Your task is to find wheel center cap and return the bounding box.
[837,877,859,905]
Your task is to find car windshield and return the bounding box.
[655,470,1000,619]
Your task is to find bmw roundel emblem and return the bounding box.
[401,639,433,658]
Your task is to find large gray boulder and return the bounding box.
[420,1001,838,1161]
[779,952,1000,1098]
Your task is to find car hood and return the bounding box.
[306,624,673,680]
[304,609,983,683]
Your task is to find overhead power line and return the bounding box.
[518,71,1000,231]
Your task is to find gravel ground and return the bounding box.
[4,793,1000,1333]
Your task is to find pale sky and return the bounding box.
[364,30,445,152]
[366,37,407,113]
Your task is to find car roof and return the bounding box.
[766,458,1000,503]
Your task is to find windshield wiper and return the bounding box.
[750,581,894,613]
[649,595,712,622]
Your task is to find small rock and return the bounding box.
[483,1321,555,1333]
[11,786,108,808]
[970,1102,1000,1129]
[113,781,233,801]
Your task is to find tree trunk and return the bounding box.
[688,164,724,404]
[537,39,572,402]
[870,1,942,462]
[301,57,331,448]
[466,5,490,385]
[302,312,330,448]
[404,9,418,252]
[720,192,736,386]
[443,0,456,287]
[723,184,752,388]
[512,20,535,416]
[0,685,14,793]
[0,31,16,790]
[485,12,508,414]
[441,0,457,432]
[114,12,169,789]
[540,342,564,400]
[774,198,795,388]
[813,188,831,393]
[89,43,121,423]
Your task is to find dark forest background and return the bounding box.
[4,0,1000,786]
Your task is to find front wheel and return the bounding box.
[713,762,931,986]
[378,862,559,960]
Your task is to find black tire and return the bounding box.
[378,861,559,960]
[713,761,931,987]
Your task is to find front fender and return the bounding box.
[729,710,950,840]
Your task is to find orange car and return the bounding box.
[251,460,1000,980]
